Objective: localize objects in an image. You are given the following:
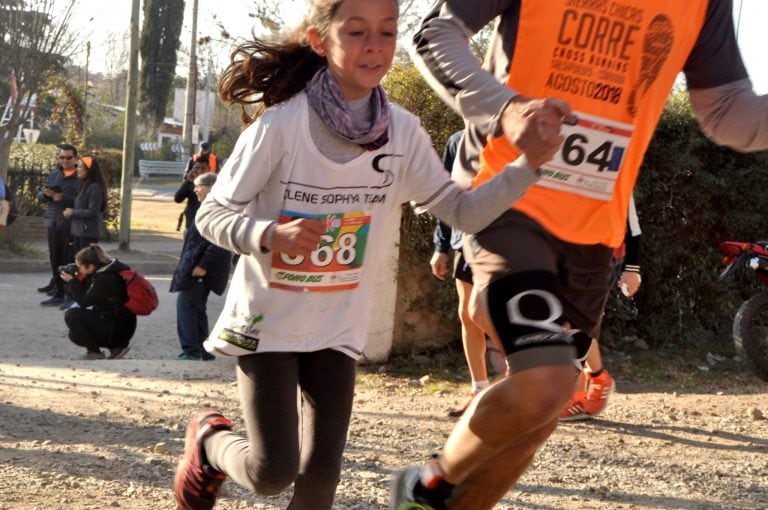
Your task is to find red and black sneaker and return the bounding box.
[174,409,233,510]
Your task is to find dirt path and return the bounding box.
[1,192,766,509]
[0,350,766,509]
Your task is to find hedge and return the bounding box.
[384,67,768,353]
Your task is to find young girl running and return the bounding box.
[173,0,567,508]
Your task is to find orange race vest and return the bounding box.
[194,152,218,173]
[475,0,709,247]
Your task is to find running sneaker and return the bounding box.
[559,370,615,421]
[583,370,615,415]
[174,409,233,510]
[390,466,437,510]
[559,390,589,421]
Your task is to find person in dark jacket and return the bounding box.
[170,172,231,360]
[174,157,210,232]
[64,155,108,252]
[38,143,79,305]
[61,244,137,360]
[184,141,217,174]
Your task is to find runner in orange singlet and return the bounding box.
[392,1,768,508]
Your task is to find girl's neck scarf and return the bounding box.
[305,67,389,151]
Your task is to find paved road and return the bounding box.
[0,272,227,362]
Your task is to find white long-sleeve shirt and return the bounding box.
[197,93,540,358]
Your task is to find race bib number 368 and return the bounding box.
[538,111,634,201]
[270,210,370,292]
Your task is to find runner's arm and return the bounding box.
[683,0,768,151]
[420,157,536,235]
[410,0,516,134]
[689,80,768,152]
[196,115,285,256]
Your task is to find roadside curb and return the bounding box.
[0,250,179,274]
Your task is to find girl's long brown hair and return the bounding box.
[218,0,346,124]
[219,38,324,124]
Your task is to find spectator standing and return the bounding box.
[0,176,14,229]
[63,156,108,253]
[175,158,210,232]
[185,141,217,174]
[170,172,232,361]
[38,143,79,306]
[36,144,64,293]
[0,174,6,225]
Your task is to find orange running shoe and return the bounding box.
[584,370,615,414]
[559,390,589,421]
[559,370,615,421]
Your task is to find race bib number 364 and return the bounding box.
[538,111,634,201]
[270,210,370,292]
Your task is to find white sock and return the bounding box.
[471,379,489,394]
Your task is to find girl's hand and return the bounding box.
[501,96,572,169]
[191,266,207,277]
[272,218,325,258]
[63,208,73,219]
[60,271,74,282]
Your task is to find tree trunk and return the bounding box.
[0,133,12,181]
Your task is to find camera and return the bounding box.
[58,263,78,276]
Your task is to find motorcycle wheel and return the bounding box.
[733,290,768,382]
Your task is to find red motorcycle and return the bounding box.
[719,241,768,382]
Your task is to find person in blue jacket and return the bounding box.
[170,172,232,361]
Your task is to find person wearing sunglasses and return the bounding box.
[37,143,80,306]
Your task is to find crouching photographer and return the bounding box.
[60,245,137,360]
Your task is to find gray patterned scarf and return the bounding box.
[305,67,390,151]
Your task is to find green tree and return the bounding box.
[383,62,465,349]
[139,0,185,129]
[0,0,77,181]
[611,90,768,350]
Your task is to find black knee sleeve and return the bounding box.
[486,271,576,371]
[571,331,593,363]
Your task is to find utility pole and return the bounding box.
[202,58,212,143]
[83,41,90,147]
[119,0,140,250]
[182,0,199,161]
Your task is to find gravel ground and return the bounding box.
[2,194,766,509]
[0,353,765,510]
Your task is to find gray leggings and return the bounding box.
[205,349,357,510]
